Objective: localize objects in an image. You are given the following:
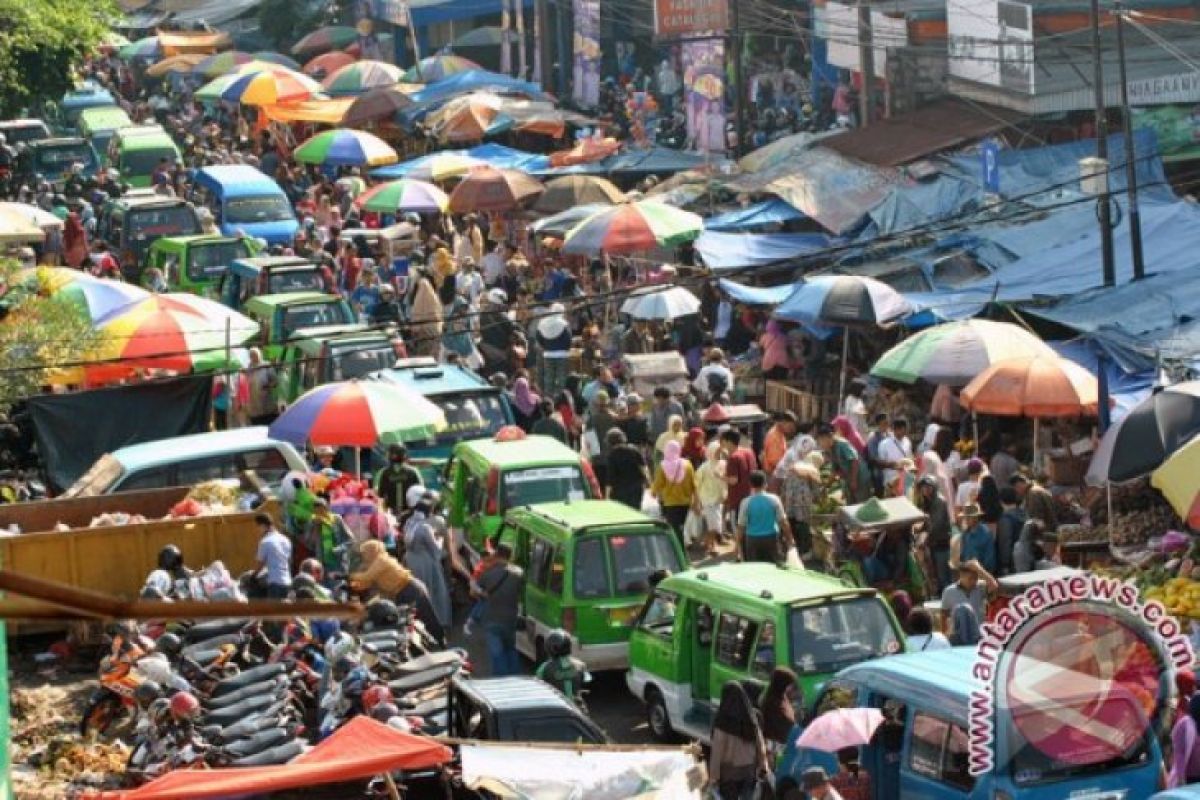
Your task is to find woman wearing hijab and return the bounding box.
[63,211,89,269]
[443,292,481,369]
[695,441,728,557]
[403,500,453,632]
[781,448,822,560]
[652,440,697,547]
[709,681,768,800]
[1170,694,1200,786]
[833,415,868,456]
[535,303,572,398]
[889,590,914,632]
[681,426,707,468]
[919,426,959,517]
[409,267,444,359]
[509,375,542,431]
[760,319,793,380]
[654,414,687,470]
[760,667,802,754]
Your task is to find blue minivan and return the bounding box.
[371,357,514,486]
[780,648,1164,799]
[192,165,298,247]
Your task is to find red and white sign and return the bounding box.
[653,0,728,37]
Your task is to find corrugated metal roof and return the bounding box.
[820,97,1026,166]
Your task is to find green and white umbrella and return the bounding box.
[562,200,702,255]
[870,319,1056,387]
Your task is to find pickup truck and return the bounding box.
[448,676,607,744]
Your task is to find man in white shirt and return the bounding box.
[692,348,735,402]
[481,242,508,286]
[877,417,913,496]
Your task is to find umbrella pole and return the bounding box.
[354,448,362,479]
[1106,481,1113,552]
[973,415,980,457]
[1033,418,1040,477]
[838,329,849,407]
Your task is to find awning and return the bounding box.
[704,198,804,232]
[88,717,452,799]
[163,0,261,27]
[695,231,833,271]
[157,30,232,55]
[261,98,355,125]
[408,0,532,26]
[820,97,1025,167]
[717,279,797,305]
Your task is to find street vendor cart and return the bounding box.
[620,351,689,398]
[835,496,934,602]
[988,565,1084,622]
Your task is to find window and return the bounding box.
[188,240,252,281]
[238,448,289,483]
[511,718,598,744]
[528,536,555,590]
[127,206,200,240]
[638,590,678,637]
[572,537,610,599]
[225,195,295,224]
[433,393,509,446]
[788,596,902,674]
[176,455,234,485]
[548,549,565,595]
[714,613,760,670]
[121,147,175,177]
[752,623,776,680]
[267,268,324,294]
[909,713,977,792]
[466,475,485,515]
[115,466,171,492]
[501,466,587,510]
[280,303,354,340]
[607,532,683,595]
[331,345,395,381]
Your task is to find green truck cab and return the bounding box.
[16,137,99,187]
[502,500,685,671]
[144,234,258,297]
[278,324,405,404]
[626,563,906,743]
[218,255,327,311]
[241,291,357,361]
[443,433,600,552]
[77,107,133,167]
[108,125,182,188]
[97,194,202,282]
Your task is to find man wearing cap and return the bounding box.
[370,283,402,326]
[1010,473,1057,535]
[479,289,515,372]
[535,303,572,397]
[950,503,996,575]
[481,241,508,286]
[941,560,998,645]
[801,766,844,799]
[648,386,685,445]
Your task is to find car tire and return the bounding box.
[645,687,676,743]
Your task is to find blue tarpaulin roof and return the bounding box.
[704,199,805,232]
[717,279,797,305]
[533,147,715,178]
[371,144,549,179]
[695,231,834,271]
[405,70,547,106]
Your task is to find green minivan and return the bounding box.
[443,433,600,551]
[278,324,404,404]
[108,125,181,188]
[77,107,133,166]
[241,291,357,361]
[144,234,258,297]
[502,500,685,671]
[626,563,906,742]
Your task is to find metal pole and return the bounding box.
[857,0,875,126]
[731,1,746,157]
[1090,0,1116,287]
[1114,1,1146,281]
[516,0,528,80]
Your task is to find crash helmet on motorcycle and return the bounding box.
[367,598,400,629]
[154,632,183,659]
[138,654,178,687]
[370,702,400,723]
[362,684,394,715]
[299,558,324,583]
[134,680,162,707]
[324,630,357,666]
[403,212,421,226]
[331,655,360,682]
[405,484,426,509]
[158,544,184,572]
[168,691,201,721]
[545,628,572,659]
[148,697,172,727]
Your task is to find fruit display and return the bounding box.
[1084,478,1184,547]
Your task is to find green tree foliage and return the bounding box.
[0,263,101,409]
[0,0,116,117]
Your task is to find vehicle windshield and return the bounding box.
[3,124,50,144]
[788,596,902,674]
[280,302,353,339]
[573,530,683,599]
[501,465,587,510]
[35,144,96,173]
[431,392,508,446]
[331,343,395,380]
[127,205,200,241]
[187,240,252,281]
[226,195,294,224]
[121,147,175,177]
[266,267,323,294]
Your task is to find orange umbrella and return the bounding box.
[447,166,543,213]
[960,354,1098,417]
[435,99,498,143]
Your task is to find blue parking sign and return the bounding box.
[982,138,1000,193]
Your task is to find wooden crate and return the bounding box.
[765,381,836,422]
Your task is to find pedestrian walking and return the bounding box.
[254,512,291,600]
[475,543,524,677]
[651,440,697,547]
[737,471,793,564]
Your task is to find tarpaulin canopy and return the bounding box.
[704,198,805,231]
[260,97,355,124]
[405,69,549,107]
[535,146,715,178]
[717,279,797,305]
[695,231,834,271]
[89,717,452,799]
[373,143,549,178]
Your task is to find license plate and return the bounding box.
[1068,791,1126,800]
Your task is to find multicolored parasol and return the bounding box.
[291,26,359,56]
[561,200,702,255]
[302,51,356,78]
[321,60,403,96]
[870,319,1058,387]
[269,380,446,448]
[20,267,148,323]
[354,179,449,214]
[253,52,300,70]
[194,50,254,78]
[533,176,624,215]
[403,153,486,182]
[293,129,398,167]
[221,67,324,105]
[401,53,479,83]
[447,166,543,213]
[341,85,415,127]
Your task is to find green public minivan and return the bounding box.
[77,107,133,167]
[443,433,599,551]
[241,291,357,361]
[626,563,906,742]
[502,500,685,671]
[109,125,181,188]
[144,234,258,297]
[278,324,404,404]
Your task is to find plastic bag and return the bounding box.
[684,509,703,545]
[784,546,804,570]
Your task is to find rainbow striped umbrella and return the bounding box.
[118,36,161,61]
[355,179,449,214]
[404,153,486,182]
[91,294,258,373]
[269,380,446,449]
[562,200,703,255]
[322,60,403,96]
[194,50,254,78]
[195,74,240,102]
[221,67,323,105]
[291,26,359,56]
[253,52,300,70]
[402,54,479,83]
[19,267,149,323]
[294,129,398,167]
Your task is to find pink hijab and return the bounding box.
[512,377,540,417]
[662,440,686,483]
[833,415,867,455]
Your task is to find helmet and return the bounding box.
[371,702,400,722]
[169,692,201,721]
[158,545,183,572]
[405,485,426,510]
[140,584,167,600]
[292,573,318,593]
[299,558,324,583]
[154,632,183,660]
[134,680,163,707]
[143,570,173,597]
[332,655,360,682]
[314,445,336,458]
[324,631,357,666]
[404,212,420,225]
[368,599,400,629]
[138,654,177,686]
[545,628,572,659]
[387,444,407,463]
[362,684,393,715]
[0,133,8,145]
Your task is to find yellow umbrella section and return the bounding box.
[1151,434,1200,526]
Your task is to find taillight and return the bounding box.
[562,608,576,633]
[580,459,601,498]
[486,467,499,515]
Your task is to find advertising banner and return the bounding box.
[572,0,601,107]
[681,38,726,154]
[654,0,728,37]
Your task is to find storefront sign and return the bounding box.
[572,0,601,107]
[654,0,728,37]
[366,0,410,26]
[1127,73,1200,106]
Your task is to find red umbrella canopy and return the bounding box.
[447,166,543,213]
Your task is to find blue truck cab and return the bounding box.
[371,357,514,486]
[191,164,298,247]
[780,648,1164,800]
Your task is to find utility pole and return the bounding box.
[501,0,513,76]
[1089,0,1116,287]
[731,1,746,157]
[1114,1,1146,280]
[515,0,528,80]
[857,0,875,126]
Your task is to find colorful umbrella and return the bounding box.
[146,54,206,78]
[432,98,499,143]
[345,34,394,59]
[447,166,543,213]
[195,73,241,102]
[0,202,63,230]
[118,36,161,61]
[302,51,356,78]
[341,86,415,127]
[1151,435,1200,528]
[452,26,506,48]
[402,53,479,83]
[293,129,398,167]
[620,286,701,320]
[291,26,359,56]
[322,60,403,96]
[253,52,300,70]
[269,380,446,450]
[91,294,258,373]
[529,203,611,238]
[355,179,449,214]
[795,708,885,752]
[562,200,702,255]
[194,50,254,78]
[22,267,148,323]
[221,67,324,105]
[775,276,912,327]
[871,319,1057,387]
[0,207,47,242]
[404,153,486,182]
[533,176,624,215]
[1086,381,1200,485]
[961,355,1099,418]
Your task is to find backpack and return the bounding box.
[706,368,729,399]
